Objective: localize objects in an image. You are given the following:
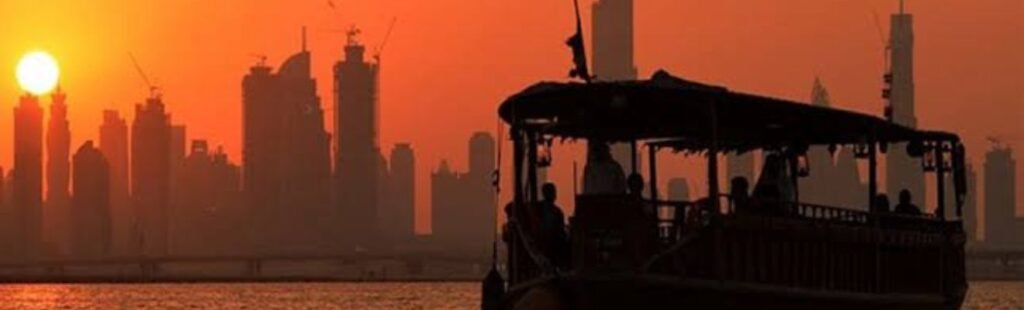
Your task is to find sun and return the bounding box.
[16,51,60,96]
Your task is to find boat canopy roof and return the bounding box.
[499,70,957,152]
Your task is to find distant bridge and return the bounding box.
[0,252,489,280]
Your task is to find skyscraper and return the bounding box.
[174,140,242,255]
[962,163,979,242]
[591,0,638,172]
[431,132,496,255]
[14,94,43,257]
[801,78,866,210]
[99,110,131,255]
[243,30,333,253]
[334,28,382,249]
[71,141,111,258]
[885,3,925,206]
[381,144,415,245]
[983,145,1017,248]
[46,88,71,253]
[132,96,171,256]
[667,178,691,201]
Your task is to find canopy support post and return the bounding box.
[648,144,659,201]
[510,127,524,285]
[868,141,878,211]
[936,142,946,220]
[527,131,540,205]
[708,104,721,213]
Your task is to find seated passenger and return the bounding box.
[893,189,922,215]
[539,183,569,267]
[627,173,645,198]
[730,177,751,212]
[752,153,796,215]
[583,141,627,195]
[872,194,891,213]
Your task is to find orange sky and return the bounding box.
[0,0,1020,234]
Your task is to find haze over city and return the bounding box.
[0,0,1020,233]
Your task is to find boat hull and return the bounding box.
[507,274,962,310]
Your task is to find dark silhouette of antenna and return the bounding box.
[128,53,161,99]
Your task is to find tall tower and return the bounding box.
[99,110,131,255]
[334,27,381,249]
[71,141,111,258]
[382,144,416,244]
[46,88,71,254]
[885,1,925,205]
[984,145,1016,248]
[592,0,638,172]
[242,29,333,253]
[132,96,171,256]
[468,132,497,253]
[801,78,866,209]
[14,94,44,258]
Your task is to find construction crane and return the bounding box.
[128,53,161,99]
[250,53,268,67]
[374,17,398,62]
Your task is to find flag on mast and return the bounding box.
[566,0,592,83]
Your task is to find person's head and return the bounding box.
[542,183,557,203]
[874,194,890,211]
[899,189,912,204]
[627,173,644,195]
[730,177,749,197]
[588,141,612,161]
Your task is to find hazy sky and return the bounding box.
[0,0,1020,233]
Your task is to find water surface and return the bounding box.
[0,281,1018,309]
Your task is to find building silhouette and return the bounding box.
[71,141,111,258]
[381,143,416,246]
[14,94,44,258]
[667,178,691,201]
[334,28,383,249]
[173,140,242,256]
[962,163,979,242]
[132,95,171,256]
[46,88,71,254]
[242,30,333,253]
[800,78,867,210]
[431,132,496,255]
[99,110,132,255]
[591,0,638,173]
[884,4,925,207]
[983,144,1017,248]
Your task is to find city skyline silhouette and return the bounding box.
[0,0,1019,244]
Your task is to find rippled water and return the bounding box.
[0,281,1018,309]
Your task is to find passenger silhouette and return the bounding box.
[539,183,568,267]
[627,173,645,198]
[583,141,627,195]
[753,153,795,215]
[893,190,921,215]
[872,194,891,213]
[730,177,751,213]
